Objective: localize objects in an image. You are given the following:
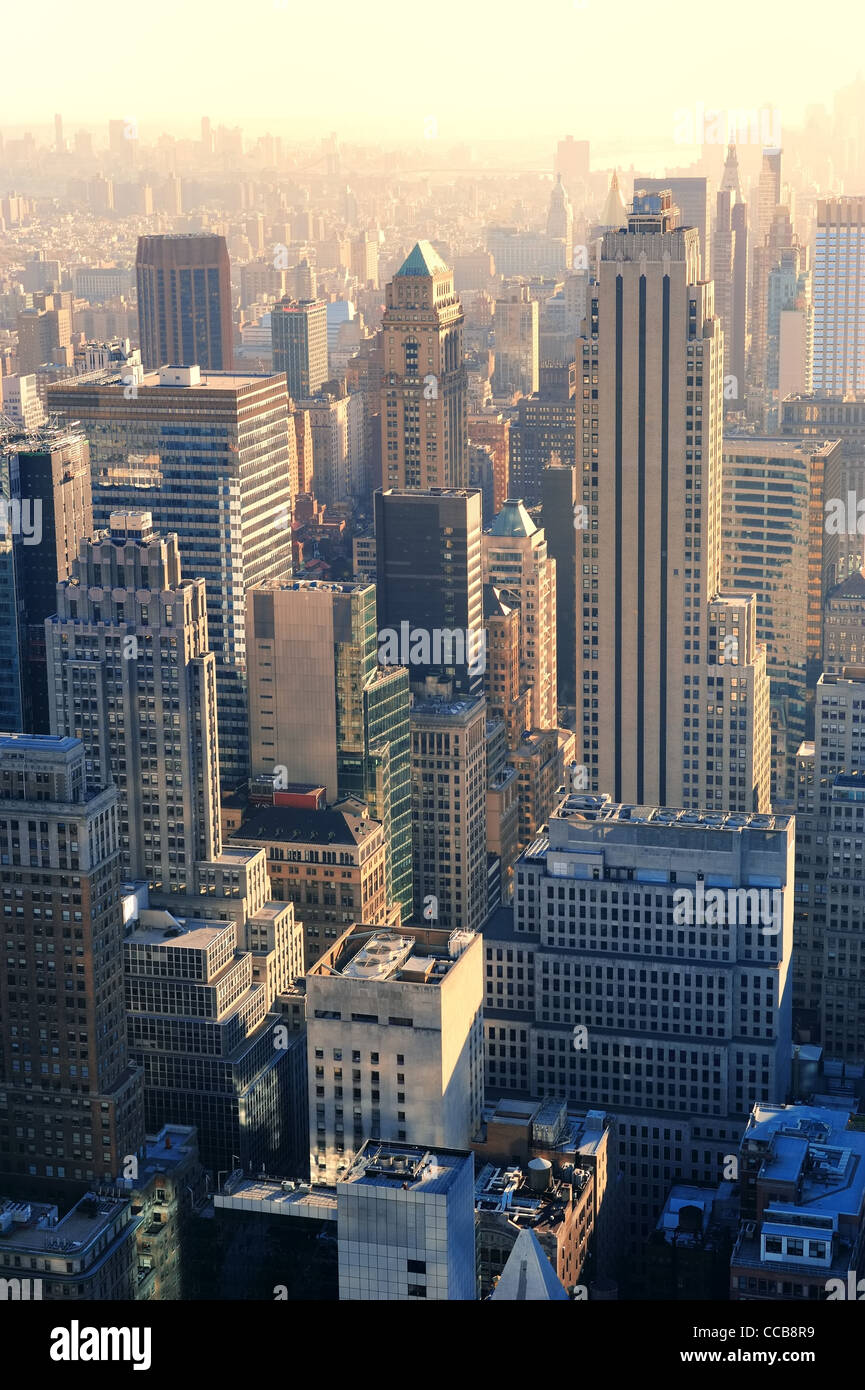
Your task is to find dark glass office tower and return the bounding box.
[3,427,93,733]
[136,234,234,371]
[375,487,484,699]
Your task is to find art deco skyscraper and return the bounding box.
[381,242,467,489]
[576,191,770,811]
[712,152,748,404]
[483,499,557,730]
[49,365,294,790]
[48,511,221,893]
[546,174,574,267]
[136,234,233,371]
[812,197,865,393]
[0,734,144,1186]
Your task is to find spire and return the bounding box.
[599,170,627,230]
[721,144,742,202]
[490,1228,570,1301]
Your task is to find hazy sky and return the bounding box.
[4,0,862,155]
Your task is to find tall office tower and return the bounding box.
[633,176,710,278]
[136,234,233,372]
[410,696,488,931]
[712,183,748,404]
[48,512,221,892]
[294,406,315,495]
[125,888,302,1174]
[555,136,590,195]
[546,175,574,267]
[576,191,771,811]
[54,113,64,153]
[485,791,793,1250]
[293,382,360,507]
[750,206,796,405]
[483,585,531,749]
[246,580,412,917]
[1,426,92,734]
[351,233,379,289]
[755,148,783,251]
[794,669,865,1060]
[381,242,467,490]
[483,499,557,729]
[16,297,72,375]
[492,287,539,400]
[766,245,812,418]
[271,298,328,400]
[813,197,865,393]
[0,374,45,430]
[721,439,842,802]
[0,734,144,1186]
[375,488,484,699]
[49,365,294,790]
[467,412,510,513]
[508,363,576,506]
[720,142,742,200]
[306,923,483,1182]
[337,1141,477,1301]
[823,567,865,668]
[542,463,577,707]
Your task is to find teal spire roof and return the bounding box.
[488,498,538,539]
[395,240,450,277]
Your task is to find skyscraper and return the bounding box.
[1,426,93,734]
[410,696,488,931]
[712,162,748,404]
[483,499,557,730]
[632,175,710,278]
[306,923,483,1181]
[794,669,865,1058]
[375,487,484,699]
[546,174,574,267]
[49,365,294,790]
[381,242,467,490]
[508,363,576,506]
[576,191,771,811]
[48,512,221,892]
[246,580,412,917]
[812,197,865,393]
[270,298,328,400]
[136,234,233,372]
[486,790,793,1248]
[721,438,842,801]
[492,287,539,400]
[0,734,144,1187]
[541,463,577,707]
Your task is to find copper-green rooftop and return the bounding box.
[395,240,450,277]
[488,498,538,538]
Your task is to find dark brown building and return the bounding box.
[0,734,144,1190]
[136,233,233,371]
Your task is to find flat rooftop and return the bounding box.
[0,1193,130,1255]
[341,1141,470,1194]
[125,909,231,949]
[552,792,791,834]
[216,1177,337,1222]
[314,928,472,984]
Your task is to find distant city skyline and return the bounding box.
[4,0,865,151]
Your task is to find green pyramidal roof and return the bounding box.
[395,240,450,277]
[488,498,538,538]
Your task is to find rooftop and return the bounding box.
[394,241,450,278]
[231,804,379,848]
[310,925,475,984]
[551,791,791,834]
[487,498,538,539]
[489,1227,569,1301]
[341,1141,471,1194]
[0,1192,131,1256]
